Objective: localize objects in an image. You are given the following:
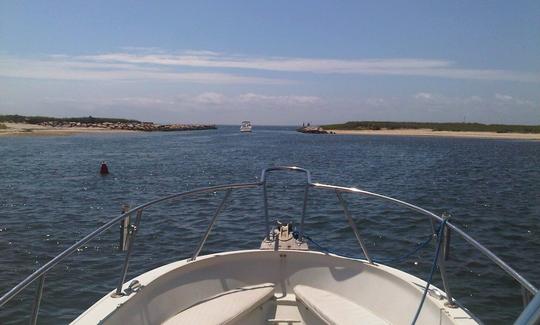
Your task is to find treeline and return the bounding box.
[0,115,141,124]
[322,121,540,134]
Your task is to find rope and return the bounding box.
[297,231,436,264]
[411,219,447,325]
[372,234,434,264]
[295,219,449,325]
[302,234,332,254]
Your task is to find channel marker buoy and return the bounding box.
[100,162,109,175]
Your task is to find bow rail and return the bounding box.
[0,166,537,324]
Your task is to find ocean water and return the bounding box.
[0,125,539,324]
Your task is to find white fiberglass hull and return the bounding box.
[73,250,478,325]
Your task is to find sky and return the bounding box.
[1,1,539,125]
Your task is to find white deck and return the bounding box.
[73,250,478,325]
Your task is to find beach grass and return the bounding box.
[322,121,540,134]
[0,114,140,125]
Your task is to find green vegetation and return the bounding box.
[322,121,540,134]
[0,123,7,129]
[0,115,140,124]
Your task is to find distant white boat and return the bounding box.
[240,121,252,132]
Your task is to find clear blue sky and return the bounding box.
[1,0,539,124]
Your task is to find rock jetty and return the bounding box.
[296,126,331,134]
[37,121,216,132]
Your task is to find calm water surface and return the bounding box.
[1,126,539,324]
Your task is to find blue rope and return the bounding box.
[296,220,448,325]
[298,231,436,264]
[372,234,434,264]
[302,234,333,254]
[411,219,447,325]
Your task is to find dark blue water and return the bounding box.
[1,126,539,324]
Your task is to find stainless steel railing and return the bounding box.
[0,182,260,324]
[0,166,537,324]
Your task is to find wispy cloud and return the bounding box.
[0,55,290,84]
[193,92,228,105]
[111,97,175,106]
[238,93,321,105]
[85,53,449,72]
[181,92,322,107]
[15,91,538,124]
[1,50,538,83]
[414,92,434,100]
[494,93,535,106]
[495,93,513,101]
[412,92,536,108]
[38,92,323,109]
[81,50,540,82]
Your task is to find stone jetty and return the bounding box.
[296,126,331,134]
[37,121,217,132]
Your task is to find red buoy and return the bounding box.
[100,162,109,175]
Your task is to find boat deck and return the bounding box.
[73,250,477,325]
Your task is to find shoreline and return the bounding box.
[0,123,137,137]
[0,123,215,137]
[330,129,540,140]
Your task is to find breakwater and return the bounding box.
[37,121,217,132]
[296,126,331,134]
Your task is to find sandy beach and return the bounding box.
[0,123,134,137]
[331,129,540,140]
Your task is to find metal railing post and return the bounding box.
[119,204,131,251]
[112,209,143,297]
[263,182,270,239]
[522,286,533,307]
[299,184,309,240]
[190,189,232,261]
[335,191,373,264]
[29,275,45,325]
[259,167,312,240]
[437,216,456,308]
[429,218,436,236]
